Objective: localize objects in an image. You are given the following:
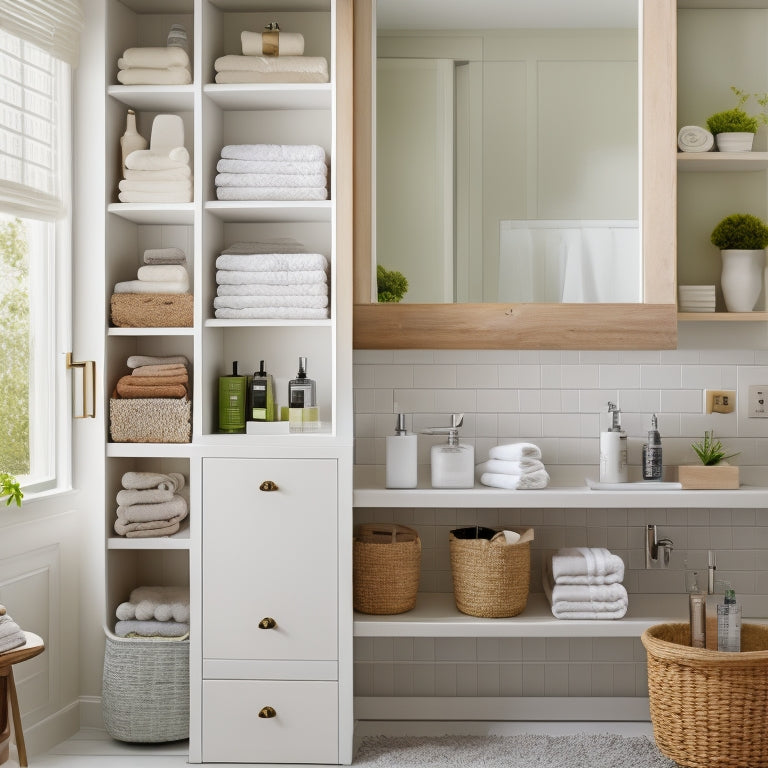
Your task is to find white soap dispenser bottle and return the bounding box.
[599,401,628,483]
[385,413,418,489]
[424,413,475,489]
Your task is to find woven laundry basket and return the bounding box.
[110,293,193,328]
[353,523,421,614]
[102,630,189,743]
[449,526,533,618]
[109,394,191,443]
[642,622,768,768]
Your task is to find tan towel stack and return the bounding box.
[114,471,189,539]
[115,354,190,400]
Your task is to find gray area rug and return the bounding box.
[354,734,679,767]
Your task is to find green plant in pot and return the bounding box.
[706,86,768,152]
[377,265,408,303]
[0,473,23,507]
[710,213,768,312]
[678,430,740,489]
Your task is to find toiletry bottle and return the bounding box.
[704,551,720,650]
[599,402,628,483]
[287,356,319,431]
[385,413,418,489]
[686,568,706,649]
[167,23,188,51]
[423,414,474,489]
[642,413,663,481]
[250,360,275,422]
[218,361,247,433]
[120,109,148,175]
[717,586,742,653]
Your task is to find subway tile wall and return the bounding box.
[352,348,768,699]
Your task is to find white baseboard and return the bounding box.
[24,700,81,757]
[78,695,104,730]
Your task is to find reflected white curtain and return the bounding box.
[498,220,641,303]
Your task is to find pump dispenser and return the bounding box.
[599,402,628,483]
[250,360,275,422]
[218,361,247,433]
[385,413,418,488]
[642,413,663,480]
[287,356,319,432]
[423,413,474,488]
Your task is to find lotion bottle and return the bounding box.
[642,413,663,481]
[423,414,474,489]
[599,402,628,483]
[717,586,742,653]
[120,109,147,175]
[385,413,418,489]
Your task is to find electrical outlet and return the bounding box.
[704,389,736,414]
[748,385,768,418]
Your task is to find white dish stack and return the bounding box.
[678,284,716,312]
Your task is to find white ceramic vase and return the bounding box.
[720,249,766,311]
[715,132,755,152]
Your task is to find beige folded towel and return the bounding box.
[117,494,188,523]
[137,265,189,283]
[121,471,185,491]
[119,46,190,69]
[214,54,328,76]
[118,179,192,195]
[131,364,188,377]
[113,279,189,294]
[126,355,189,369]
[117,67,192,86]
[124,167,191,182]
[144,247,187,264]
[125,147,190,171]
[214,71,329,85]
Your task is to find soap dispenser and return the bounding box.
[599,401,628,483]
[642,413,663,480]
[423,414,474,489]
[385,413,418,489]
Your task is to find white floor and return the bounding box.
[11,721,655,767]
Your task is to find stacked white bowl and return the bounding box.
[678,284,716,312]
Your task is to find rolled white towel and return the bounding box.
[677,125,715,153]
[217,282,328,296]
[216,269,327,286]
[479,468,550,490]
[215,252,328,272]
[119,46,190,69]
[220,144,326,162]
[123,166,191,181]
[215,172,327,188]
[488,442,542,461]
[215,186,327,202]
[214,307,329,320]
[144,247,186,265]
[137,264,189,283]
[475,458,545,476]
[117,67,192,86]
[214,54,328,77]
[216,158,327,176]
[213,294,328,310]
[551,547,625,585]
[113,279,189,294]
[241,30,305,56]
[125,147,190,171]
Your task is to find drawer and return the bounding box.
[202,679,338,764]
[202,458,338,661]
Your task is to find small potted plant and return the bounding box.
[377,265,408,303]
[706,86,768,152]
[710,213,768,312]
[0,472,23,507]
[677,430,739,489]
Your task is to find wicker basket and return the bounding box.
[109,394,191,443]
[642,622,768,768]
[110,293,193,328]
[102,630,189,743]
[449,526,532,618]
[353,523,421,614]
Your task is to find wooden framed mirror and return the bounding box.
[352,0,677,349]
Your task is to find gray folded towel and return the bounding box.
[116,494,188,523]
[121,471,185,492]
[126,354,189,369]
[114,515,185,536]
[0,614,26,653]
[116,487,175,507]
[114,619,189,638]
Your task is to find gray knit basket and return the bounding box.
[102,630,189,743]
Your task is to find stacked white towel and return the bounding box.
[114,471,189,539]
[476,443,549,489]
[119,115,193,203]
[113,254,190,295]
[214,239,329,319]
[114,585,190,639]
[0,608,26,653]
[117,45,192,85]
[543,547,628,620]
[215,144,328,201]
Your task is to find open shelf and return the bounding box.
[677,152,768,172]
[203,83,332,111]
[204,200,332,223]
[108,327,195,336]
[678,311,768,321]
[108,85,194,111]
[108,203,195,225]
[108,519,191,550]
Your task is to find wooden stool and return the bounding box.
[0,631,45,767]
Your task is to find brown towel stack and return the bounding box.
[115,360,189,400]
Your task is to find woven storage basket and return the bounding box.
[642,622,768,768]
[110,293,193,328]
[102,630,189,743]
[109,394,191,443]
[353,523,421,614]
[449,526,532,618]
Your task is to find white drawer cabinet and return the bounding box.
[202,679,338,764]
[202,457,338,662]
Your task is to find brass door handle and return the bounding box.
[258,706,277,718]
[259,480,279,491]
[258,617,276,629]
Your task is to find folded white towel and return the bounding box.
[214,54,328,77]
[217,281,328,296]
[121,471,186,489]
[117,67,191,86]
[217,159,327,176]
[119,179,192,195]
[216,268,327,285]
[116,585,190,623]
[214,71,329,85]
[144,247,186,265]
[551,547,625,585]
[222,239,306,255]
[113,279,189,294]
[125,147,190,171]
[137,264,189,283]
[479,468,550,490]
[124,166,192,182]
[215,172,327,189]
[216,252,328,272]
[215,186,327,201]
[241,30,305,56]
[214,307,329,320]
[543,566,628,620]
[119,46,190,70]
[126,355,188,369]
[488,442,542,460]
[475,458,545,476]
[214,294,328,310]
[221,144,326,162]
[678,125,715,153]
[118,189,193,203]
[114,619,189,638]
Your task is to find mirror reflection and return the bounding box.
[375,0,639,304]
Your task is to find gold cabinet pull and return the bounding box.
[259,480,279,491]
[258,706,277,719]
[258,617,277,629]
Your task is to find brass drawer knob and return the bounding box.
[258,706,277,719]
[259,480,279,492]
[258,617,277,630]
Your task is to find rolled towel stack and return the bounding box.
[215,144,328,201]
[114,354,191,400]
[117,45,191,85]
[543,547,628,620]
[113,471,189,538]
[214,239,329,319]
[114,585,190,638]
[678,125,715,153]
[476,443,550,490]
